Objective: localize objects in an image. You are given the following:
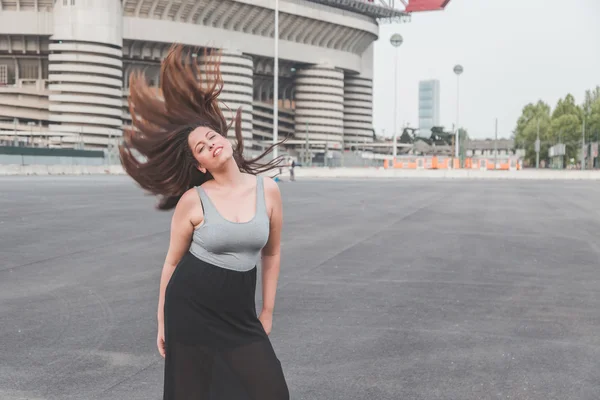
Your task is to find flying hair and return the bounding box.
[119,44,285,210]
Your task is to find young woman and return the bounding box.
[119,45,289,399]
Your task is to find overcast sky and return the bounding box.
[372,0,600,139]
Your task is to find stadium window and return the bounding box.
[0,65,7,85]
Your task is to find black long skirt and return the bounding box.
[163,252,289,400]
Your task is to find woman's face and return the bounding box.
[188,126,233,173]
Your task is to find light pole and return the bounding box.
[535,118,540,169]
[272,0,279,160]
[27,121,35,146]
[494,118,498,169]
[390,33,403,163]
[582,105,588,170]
[453,64,463,165]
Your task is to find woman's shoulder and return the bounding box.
[259,175,281,201]
[177,187,202,209]
[240,172,276,190]
[261,175,278,190]
[195,173,278,193]
[175,187,204,221]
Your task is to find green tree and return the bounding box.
[583,86,600,142]
[588,98,600,142]
[551,94,583,162]
[514,87,600,167]
[512,100,551,166]
[583,86,600,115]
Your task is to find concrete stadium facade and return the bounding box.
[0,0,397,157]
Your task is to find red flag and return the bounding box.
[405,0,451,12]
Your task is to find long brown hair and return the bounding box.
[119,44,284,210]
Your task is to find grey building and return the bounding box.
[0,0,409,153]
[418,80,440,136]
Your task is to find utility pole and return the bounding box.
[451,134,455,168]
[13,118,17,146]
[272,0,279,160]
[390,33,403,163]
[107,129,112,165]
[494,118,498,170]
[453,65,464,164]
[305,122,309,166]
[341,132,345,167]
[535,119,540,169]
[582,111,587,170]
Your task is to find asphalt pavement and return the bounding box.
[1,176,600,400]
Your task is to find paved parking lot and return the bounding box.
[1,176,600,400]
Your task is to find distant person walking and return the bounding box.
[119,45,289,400]
[289,159,296,181]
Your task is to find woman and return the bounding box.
[119,45,289,399]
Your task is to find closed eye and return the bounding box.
[197,135,216,153]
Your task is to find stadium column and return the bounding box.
[198,50,254,147]
[48,0,123,148]
[294,65,344,150]
[343,76,374,146]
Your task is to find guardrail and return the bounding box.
[3,164,600,180]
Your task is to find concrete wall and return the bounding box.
[0,154,104,166]
[121,17,366,74]
[0,11,54,35]
[294,65,344,144]
[0,146,106,166]
[48,0,123,144]
[4,165,600,180]
[343,75,373,144]
[293,168,600,180]
[0,164,121,175]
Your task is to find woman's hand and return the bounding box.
[259,311,273,336]
[157,322,166,358]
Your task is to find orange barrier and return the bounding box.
[468,158,522,171]
[385,156,522,170]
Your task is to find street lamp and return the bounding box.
[453,64,463,163]
[582,104,589,170]
[27,121,35,146]
[272,0,279,160]
[390,33,403,162]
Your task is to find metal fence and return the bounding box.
[0,145,386,169]
[0,146,107,166]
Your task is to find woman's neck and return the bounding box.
[210,158,245,187]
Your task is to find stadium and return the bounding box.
[0,0,447,163]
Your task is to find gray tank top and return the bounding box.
[189,176,270,272]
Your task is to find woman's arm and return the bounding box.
[259,178,283,335]
[156,189,200,356]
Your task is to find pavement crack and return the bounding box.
[281,193,447,287]
[93,358,161,398]
[0,230,168,273]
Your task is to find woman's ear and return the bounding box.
[198,165,207,174]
